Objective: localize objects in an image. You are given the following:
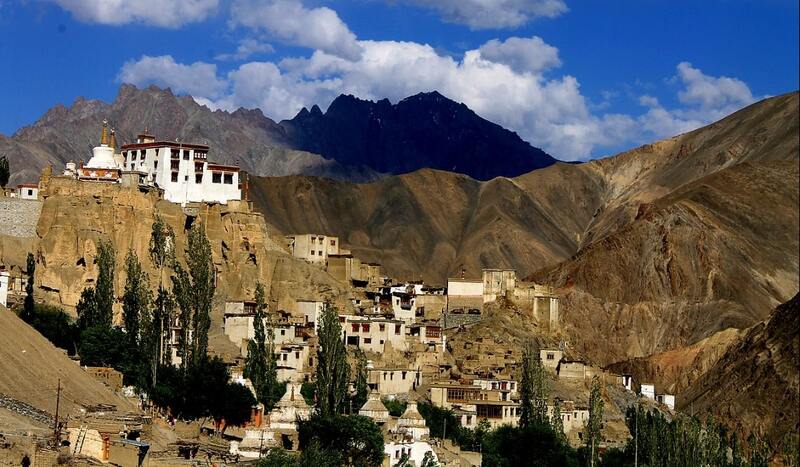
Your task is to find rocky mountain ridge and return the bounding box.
[1,85,556,185]
[280,91,556,180]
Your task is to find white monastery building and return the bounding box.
[64,121,242,206]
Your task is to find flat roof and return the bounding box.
[121,141,209,150]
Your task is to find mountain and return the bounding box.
[0,85,555,185]
[251,92,799,365]
[279,92,557,180]
[680,294,799,448]
[0,84,380,186]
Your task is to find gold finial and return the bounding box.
[109,128,117,149]
[100,119,109,146]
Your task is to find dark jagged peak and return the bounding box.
[280,91,557,180]
[309,104,323,116]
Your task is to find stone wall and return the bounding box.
[0,199,42,238]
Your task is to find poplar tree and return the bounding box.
[122,250,150,349]
[245,282,280,409]
[149,215,175,379]
[551,397,565,443]
[352,348,369,412]
[171,264,192,368]
[186,223,213,364]
[586,376,604,467]
[315,302,349,417]
[95,239,116,328]
[170,223,215,367]
[21,252,35,321]
[519,340,548,428]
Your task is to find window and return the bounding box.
[182,150,189,160]
[395,324,401,335]
[280,329,286,336]
[139,150,144,160]
[195,173,202,183]
[330,240,336,246]
[547,353,555,360]
[310,250,315,255]
[171,172,178,182]
[171,161,179,171]
[361,323,370,332]
[27,189,33,196]
[364,338,372,344]
[295,352,300,359]
[379,324,385,332]
[352,324,359,333]
[224,173,233,184]
[402,371,407,380]
[318,251,323,256]
[212,172,222,183]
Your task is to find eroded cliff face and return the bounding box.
[31,177,352,320]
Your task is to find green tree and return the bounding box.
[258,448,300,467]
[783,433,800,467]
[420,451,439,467]
[171,264,192,368]
[186,223,214,364]
[586,376,604,467]
[122,250,150,349]
[95,239,116,328]
[520,340,548,428]
[22,304,79,355]
[76,287,99,331]
[21,252,35,321]
[298,414,385,466]
[315,302,350,417]
[245,282,282,409]
[149,214,175,376]
[0,155,9,188]
[352,348,369,412]
[79,325,127,367]
[551,397,565,444]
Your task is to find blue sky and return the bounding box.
[0,0,797,160]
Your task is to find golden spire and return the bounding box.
[109,128,117,149]
[100,119,109,146]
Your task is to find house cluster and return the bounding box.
[539,349,677,411]
[61,121,244,206]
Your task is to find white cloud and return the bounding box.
[48,0,218,27]
[635,63,758,139]
[477,36,561,74]
[215,39,275,61]
[675,61,755,120]
[230,0,363,60]
[118,55,227,98]
[402,0,568,29]
[117,44,758,161]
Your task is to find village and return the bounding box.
[0,124,679,466]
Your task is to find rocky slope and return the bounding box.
[605,327,743,395]
[0,305,137,421]
[251,92,799,292]
[250,162,601,284]
[280,92,556,180]
[2,177,356,365]
[680,294,799,448]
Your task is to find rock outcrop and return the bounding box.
[27,177,353,324]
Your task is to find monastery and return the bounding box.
[63,120,242,206]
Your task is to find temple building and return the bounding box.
[65,121,242,206]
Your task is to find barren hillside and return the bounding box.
[0,306,137,421]
[680,294,800,448]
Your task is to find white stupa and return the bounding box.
[84,120,119,169]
